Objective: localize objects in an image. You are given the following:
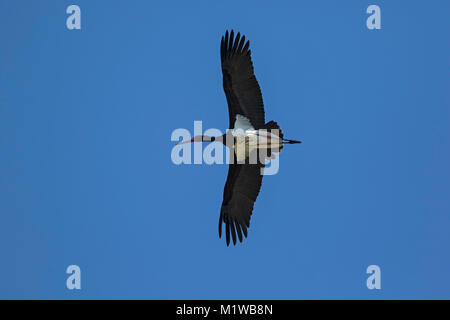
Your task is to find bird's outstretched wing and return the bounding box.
[219,159,264,246]
[221,30,265,129]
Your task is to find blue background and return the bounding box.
[1,0,449,299]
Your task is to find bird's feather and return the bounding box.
[219,152,264,246]
[221,30,265,130]
[218,30,267,246]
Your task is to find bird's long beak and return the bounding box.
[176,138,195,146]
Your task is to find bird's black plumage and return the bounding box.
[219,30,266,246]
[219,156,264,246]
[220,30,265,130]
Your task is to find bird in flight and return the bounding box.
[178,30,301,246]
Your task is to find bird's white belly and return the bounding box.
[233,129,282,162]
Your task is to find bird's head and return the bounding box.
[176,135,216,145]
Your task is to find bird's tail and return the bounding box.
[263,121,284,139]
[263,121,302,147]
[263,121,283,153]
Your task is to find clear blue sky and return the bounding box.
[1,0,449,299]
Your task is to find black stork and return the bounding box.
[178,30,301,246]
